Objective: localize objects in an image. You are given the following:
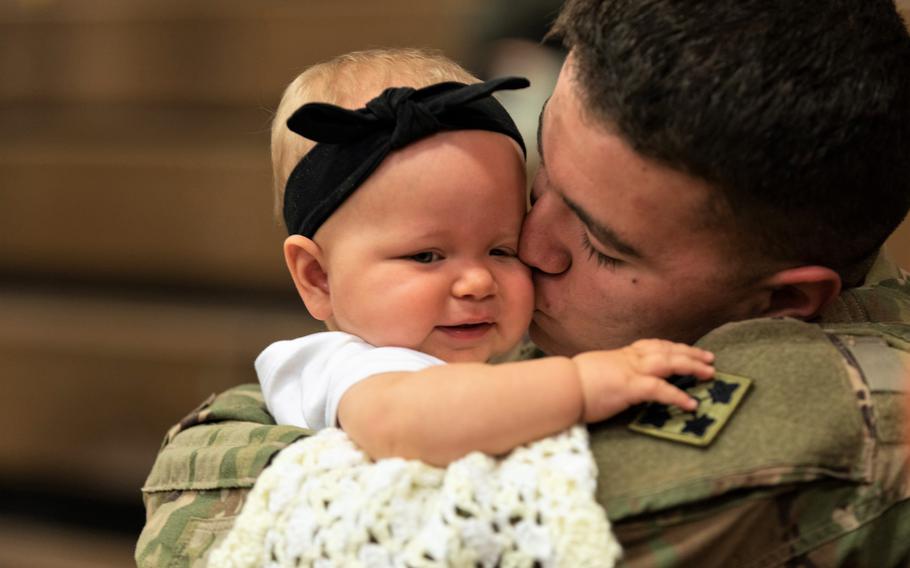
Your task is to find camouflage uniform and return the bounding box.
[136,252,910,567]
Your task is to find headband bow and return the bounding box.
[283,76,529,237]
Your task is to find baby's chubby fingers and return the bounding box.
[629,339,714,361]
[686,345,715,364]
[627,375,699,411]
[668,353,716,380]
[629,340,716,379]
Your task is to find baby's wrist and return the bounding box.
[564,355,587,423]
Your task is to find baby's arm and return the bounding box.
[337,339,713,466]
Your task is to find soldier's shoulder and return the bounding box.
[146,383,311,494]
[602,317,910,566]
[695,315,840,359]
[160,383,274,445]
[593,317,873,518]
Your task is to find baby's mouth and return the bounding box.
[436,322,494,338]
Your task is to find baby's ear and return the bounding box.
[284,235,332,321]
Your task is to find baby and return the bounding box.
[259,48,714,466]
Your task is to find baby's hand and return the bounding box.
[572,339,714,423]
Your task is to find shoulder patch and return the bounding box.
[628,372,752,447]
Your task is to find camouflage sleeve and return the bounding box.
[135,385,311,568]
[137,488,253,568]
[613,484,910,567]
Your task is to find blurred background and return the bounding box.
[1,1,909,566]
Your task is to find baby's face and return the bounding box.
[318,130,533,363]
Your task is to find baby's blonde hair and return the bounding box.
[271,48,478,220]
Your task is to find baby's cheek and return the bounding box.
[505,266,535,329]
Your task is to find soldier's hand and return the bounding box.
[572,339,715,423]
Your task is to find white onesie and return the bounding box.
[256,331,445,430]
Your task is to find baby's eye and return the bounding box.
[490,247,517,258]
[409,251,443,263]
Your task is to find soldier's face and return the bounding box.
[519,56,761,355]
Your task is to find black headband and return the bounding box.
[283,76,529,237]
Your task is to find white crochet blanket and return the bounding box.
[209,425,620,567]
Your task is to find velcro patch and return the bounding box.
[837,335,909,393]
[628,372,752,447]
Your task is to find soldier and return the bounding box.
[137,0,910,566]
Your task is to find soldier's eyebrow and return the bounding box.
[562,194,643,259]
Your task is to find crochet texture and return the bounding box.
[209,425,621,567]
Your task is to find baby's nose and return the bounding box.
[452,265,497,299]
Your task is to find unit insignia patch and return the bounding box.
[628,372,752,447]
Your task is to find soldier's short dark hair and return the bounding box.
[550,0,910,282]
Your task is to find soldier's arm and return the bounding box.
[613,480,910,567]
[135,385,309,568]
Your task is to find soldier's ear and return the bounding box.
[759,265,841,320]
[284,235,332,321]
